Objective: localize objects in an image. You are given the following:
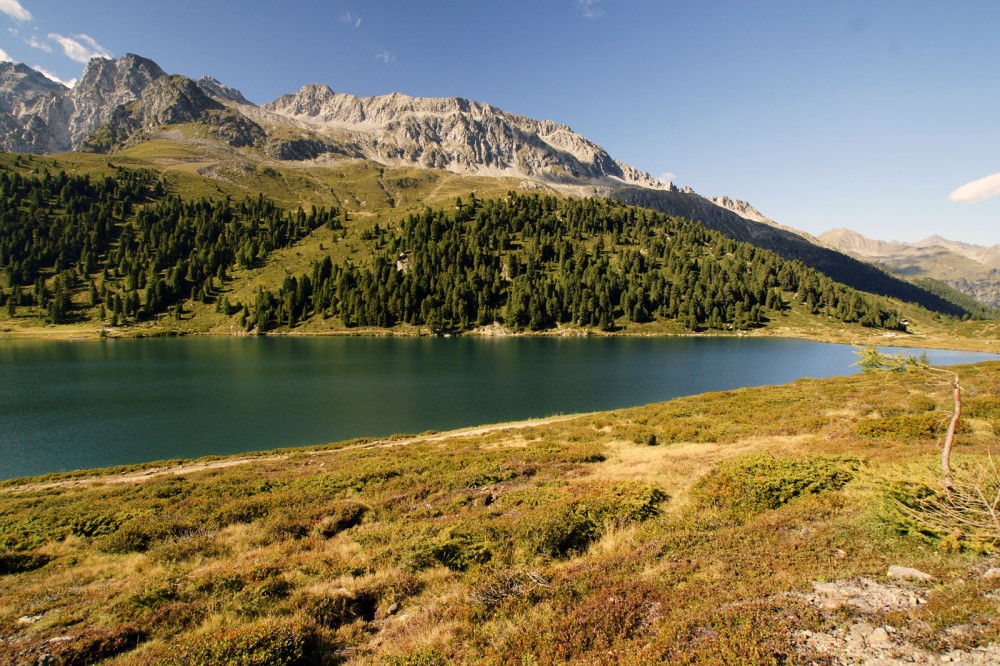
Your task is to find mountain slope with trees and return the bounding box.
[247,193,906,335]
[0,166,924,338]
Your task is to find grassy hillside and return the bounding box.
[2,362,999,664]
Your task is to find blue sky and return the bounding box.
[2,0,999,245]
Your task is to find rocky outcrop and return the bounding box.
[708,195,774,224]
[0,61,72,152]
[80,75,262,153]
[196,76,251,106]
[263,135,360,161]
[0,55,667,188]
[67,54,167,149]
[0,54,265,152]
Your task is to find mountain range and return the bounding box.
[0,53,977,317]
[820,229,1000,309]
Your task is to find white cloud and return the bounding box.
[657,171,676,185]
[48,32,111,63]
[0,0,32,22]
[576,0,605,20]
[375,49,396,64]
[26,34,50,52]
[0,46,11,61]
[339,11,361,28]
[948,172,1000,204]
[33,65,75,87]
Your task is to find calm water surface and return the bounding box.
[0,336,995,480]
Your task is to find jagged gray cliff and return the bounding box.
[0,61,72,153]
[0,54,666,191]
[260,83,664,188]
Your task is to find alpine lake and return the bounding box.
[1,335,996,480]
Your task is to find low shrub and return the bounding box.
[384,648,450,666]
[213,497,274,527]
[855,413,952,441]
[265,515,312,542]
[427,527,492,571]
[150,531,228,563]
[692,454,861,521]
[589,480,669,524]
[462,464,521,489]
[234,576,294,616]
[511,481,668,558]
[0,550,50,575]
[314,500,368,538]
[965,396,1000,420]
[165,619,318,666]
[94,516,194,554]
[299,588,378,628]
[45,625,146,665]
[70,513,123,538]
[468,567,551,612]
[498,582,656,662]
[613,423,659,446]
[531,503,597,558]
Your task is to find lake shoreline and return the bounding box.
[1,319,998,353]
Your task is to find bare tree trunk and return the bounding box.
[941,371,961,492]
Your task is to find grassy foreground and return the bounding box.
[2,363,1000,664]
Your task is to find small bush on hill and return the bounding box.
[95,516,195,554]
[692,454,862,522]
[855,413,968,441]
[164,619,319,666]
[313,500,368,538]
[0,550,50,575]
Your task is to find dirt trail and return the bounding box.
[1,414,580,495]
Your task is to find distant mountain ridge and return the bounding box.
[820,228,1000,309]
[0,53,973,318]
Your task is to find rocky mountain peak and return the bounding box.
[261,86,668,188]
[75,53,166,97]
[0,52,669,190]
[0,61,68,103]
[266,83,336,117]
[68,54,169,149]
[0,61,72,152]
